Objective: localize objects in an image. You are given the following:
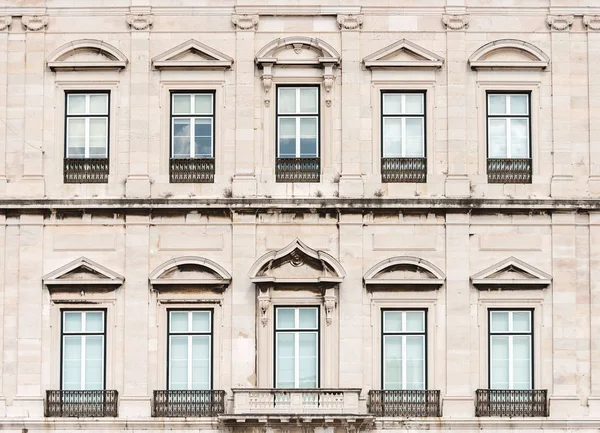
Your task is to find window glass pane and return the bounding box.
[67,118,85,138]
[405,336,425,390]
[89,118,107,137]
[89,94,108,115]
[173,119,191,157]
[509,95,528,115]
[191,336,210,390]
[490,336,509,389]
[299,88,318,113]
[67,95,86,115]
[192,311,211,333]
[63,336,82,390]
[169,336,189,390]
[384,335,403,390]
[513,336,531,389]
[278,118,297,157]
[404,118,424,157]
[298,333,317,388]
[170,312,189,332]
[299,308,317,329]
[64,312,82,332]
[300,118,317,157]
[277,308,295,329]
[276,333,295,387]
[383,94,402,115]
[194,94,213,115]
[510,119,529,158]
[405,311,424,332]
[489,95,507,115]
[383,311,403,333]
[488,119,507,158]
[511,311,531,332]
[279,88,296,114]
[173,118,191,137]
[85,312,104,332]
[85,336,103,390]
[195,119,213,157]
[173,94,192,114]
[383,118,402,157]
[404,94,424,115]
[490,311,509,333]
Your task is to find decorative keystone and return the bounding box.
[546,14,574,31]
[232,14,259,31]
[442,14,469,30]
[337,14,364,30]
[126,14,153,30]
[584,15,600,31]
[21,15,48,31]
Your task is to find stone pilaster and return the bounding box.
[0,214,5,415]
[2,217,18,416]
[0,17,10,196]
[589,212,600,415]
[587,24,600,194]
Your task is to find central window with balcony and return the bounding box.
[276,86,320,182]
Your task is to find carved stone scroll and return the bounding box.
[442,14,469,30]
[546,14,574,31]
[22,15,48,31]
[232,14,259,31]
[337,14,364,31]
[584,15,600,31]
[126,14,154,30]
[0,16,12,31]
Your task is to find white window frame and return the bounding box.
[276,86,320,158]
[65,93,109,159]
[381,92,426,158]
[170,92,215,159]
[486,93,531,159]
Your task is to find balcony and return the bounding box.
[475,389,548,417]
[487,158,532,183]
[152,390,225,417]
[368,390,441,417]
[276,158,320,183]
[170,158,215,183]
[64,158,109,183]
[381,157,427,183]
[44,390,118,417]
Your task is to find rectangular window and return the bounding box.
[277,87,319,158]
[487,93,530,159]
[382,92,425,158]
[275,307,319,388]
[61,310,106,390]
[65,93,109,159]
[168,310,212,390]
[489,310,533,390]
[171,92,215,159]
[382,310,426,390]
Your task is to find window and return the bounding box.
[489,310,532,390]
[61,310,106,390]
[382,310,426,390]
[381,92,426,182]
[168,310,212,390]
[276,86,320,182]
[275,307,319,388]
[486,93,532,183]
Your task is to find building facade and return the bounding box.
[1,0,600,432]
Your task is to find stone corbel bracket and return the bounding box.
[257,291,271,327]
[323,73,335,107]
[126,14,154,31]
[232,14,259,31]
[584,15,600,31]
[546,14,574,31]
[22,15,48,32]
[337,14,364,31]
[324,296,336,326]
[260,62,274,107]
[0,16,12,31]
[442,14,469,30]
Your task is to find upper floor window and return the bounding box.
[170,92,215,183]
[276,86,320,182]
[381,92,426,183]
[275,306,319,388]
[486,93,532,183]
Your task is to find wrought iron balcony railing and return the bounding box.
[475,389,548,417]
[44,390,118,417]
[170,158,215,183]
[276,157,320,183]
[368,390,441,417]
[381,157,427,183]
[152,390,225,417]
[487,158,532,184]
[64,158,109,183]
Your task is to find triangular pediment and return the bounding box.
[43,257,124,290]
[152,39,233,70]
[364,256,445,291]
[149,256,232,291]
[469,39,549,70]
[47,39,128,71]
[471,257,551,289]
[363,39,444,69]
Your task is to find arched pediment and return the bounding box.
[149,256,232,291]
[256,36,340,67]
[43,257,124,291]
[469,39,549,70]
[363,39,444,69]
[249,238,345,287]
[363,256,445,291]
[152,39,233,70]
[471,256,551,290]
[47,39,128,71]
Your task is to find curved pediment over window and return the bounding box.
[152,39,233,70]
[47,39,128,71]
[471,256,551,290]
[43,257,124,291]
[149,256,232,292]
[363,39,444,69]
[363,256,445,291]
[469,39,549,70]
[249,238,345,288]
[256,36,340,67]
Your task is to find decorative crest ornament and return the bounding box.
[0,16,12,31]
[232,14,259,31]
[290,250,304,267]
[126,14,154,30]
[21,15,48,31]
[583,15,600,31]
[442,14,469,30]
[546,14,574,31]
[337,14,364,31]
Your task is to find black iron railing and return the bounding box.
[152,390,225,417]
[368,390,441,417]
[475,389,548,417]
[170,158,215,183]
[381,157,427,183]
[64,158,109,183]
[44,390,118,417]
[487,158,532,184]
[276,157,320,183]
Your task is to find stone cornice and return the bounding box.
[21,14,48,31]
[231,14,259,31]
[546,14,574,31]
[584,15,600,31]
